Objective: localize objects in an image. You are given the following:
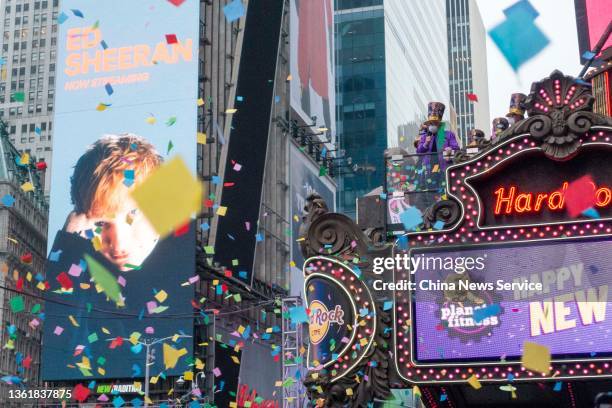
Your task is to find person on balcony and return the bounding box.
[491,117,509,142]
[416,102,460,170]
[506,92,527,126]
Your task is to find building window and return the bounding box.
[21,124,27,133]
[36,104,42,113]
[46,102,53,112]
[24,4,29,11]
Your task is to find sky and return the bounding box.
[474,0,584,122]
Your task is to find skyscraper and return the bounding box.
[0,0,59,194]
[335,0,450,219]
[446,0,490,144]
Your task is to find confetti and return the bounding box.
[223,0,245,22]
[130,156,202,237]
[521,340,551,375]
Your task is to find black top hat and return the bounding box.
[424,102,445,125]
[493,117,509,131]
[470,129,485,140]
[506,93,527,117]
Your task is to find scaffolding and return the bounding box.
[281,296,306,408]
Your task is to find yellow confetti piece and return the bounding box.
[163,343,188,369]
[286,74,292,81]
[26,272,32,282]
[130,156,203,237]
[521,341,551,375]
[231,355,240,364]
[97,367,106,375]
[101,327,110,335]
[346,388,353,396]
[68,315,80,327]
[183,371,193,381]
[195,358,204,370]
[467,374,482,389]
[197,98,204,106]
[20,153,30,165]
[145,116,156,125]
[36,281,46,291]
[150,376,158,385]
[274,381,283,387]
[154,290,168,303]
[225,108,237,114]
[216,206,228,216]
[80,283,91,290]
[20,182,34,192]
[96,103,110,111]
[290,261,296,267]
[129,332,141,345]
[197,132,207,144]
[92,235,102,251]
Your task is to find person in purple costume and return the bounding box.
[416,101,460,170]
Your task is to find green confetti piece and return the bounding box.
[9,296,24,313]
[85,254,122,303]
[165,116,177,126]
[31,303,41,314]
[88,332,99,343]
[97,356,106,365]
[11,92,25,102]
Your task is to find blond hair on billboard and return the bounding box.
[70,134,163,217]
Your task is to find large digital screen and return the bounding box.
[289,0,336,142]
[410,238,611,363]
[42,0,198,380]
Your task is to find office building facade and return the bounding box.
[0,0,59,193]
[446,0,490,144]
[335,0,450,219]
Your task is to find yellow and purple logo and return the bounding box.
[309,300,345,345]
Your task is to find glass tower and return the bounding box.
[335,0,386,219]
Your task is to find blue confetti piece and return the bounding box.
[71,9,84,18]
[255,233,263,242]
[131,363,141,377]
[105,83,114,96]
[589,265,598,274]
[100,40,109,50]
[131,398,143,408]
[238,271,248,279]
[503,0,539,19]
[223,0,245,22]
[2,194,15,207]
[440,394,447,401]
[211,175,221,184]
[274,95,281,103]
[236,96,244,102]
[200,222,210,231]
[130,343,143,354]
[359,307,369,317]
[433,220,445,230]
[507,373,515,381]
[57,12,69,24]
[379,192,387,199]
[582,207,600,219]
[112,395,125,408]
[400,206,422,231]
[553,381,562,392]
[288,306,309,324]
[383,301,393,311]
[488,10,549,71]
[473,304,502,323]
[49,250,62,262]
[34,127,41,135]
[582,51,596,60]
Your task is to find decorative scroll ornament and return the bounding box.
[501,70,612,160]
[421,199,462,230]
[299,195,392,407]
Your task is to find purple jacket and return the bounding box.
[416,129,460,169]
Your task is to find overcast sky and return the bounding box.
[474,0,583,121]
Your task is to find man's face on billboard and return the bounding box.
[92,196,159,271]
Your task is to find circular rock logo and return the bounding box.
[309,300,345,345]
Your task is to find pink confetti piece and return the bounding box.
[117,275,127,287]
[145,326,154,334]
[146,301,157,314]
[213,367,221,377]
[68,264,82,277]
[188,275,200,284]
[53,326,64,335]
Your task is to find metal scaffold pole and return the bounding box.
[281,296,306,408]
